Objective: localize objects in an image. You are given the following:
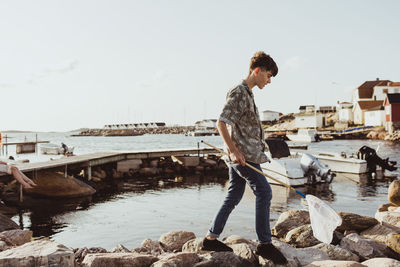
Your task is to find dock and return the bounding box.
[1,147,220,179]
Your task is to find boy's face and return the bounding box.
[255,69,273,89]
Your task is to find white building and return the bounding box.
[364,108,385,126]
[261,110,280,122]
[295,113,323,128]
[338,109,354,123]
[353,100,383,125]
[352,79,391,104]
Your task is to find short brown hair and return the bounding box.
[249,51,278,76]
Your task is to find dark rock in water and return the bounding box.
[0,214,19,232]
[24,171,96,198]
[336,212,378,232]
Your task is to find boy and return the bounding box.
[202,51,287,265]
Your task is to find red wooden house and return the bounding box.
[384,93,400,133]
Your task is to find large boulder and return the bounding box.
[312,243,359,262]
[193,251,252,267]
[271,239,329,266]
[387,233,400,254]
[159,231,196,252]
[388,180,400,206]
[151,252,199,267]
[231,243,258,265]
[182,238,204,253]
[336,212,378,232]
[375,210,400,230]
[0,239,74,267]
[82,253,158,267]
[285,224,320,248]
[272,210,310,238]
[223,235,255,246]
[305,260,366,267]
[0,229,32,246]
[25,171,96,198]
[340,233,398,260]
[362,257,400,267]
[0,214,19,232]
[139,238,165,255]
[360,224,398,244]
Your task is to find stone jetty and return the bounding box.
[73,126,195,136]
[0,179,400,266]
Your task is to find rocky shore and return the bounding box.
[73,126,195,136]
[1,181,400,266]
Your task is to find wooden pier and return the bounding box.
[1,147,220,179]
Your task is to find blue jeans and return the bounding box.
[207,162,273,243]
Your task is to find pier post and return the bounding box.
[19,184,23,202]
[65,165,68,178]
[87,165,92,180]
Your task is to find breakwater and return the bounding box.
[73,126,195,136]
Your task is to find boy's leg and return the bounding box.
[207,164,246,239]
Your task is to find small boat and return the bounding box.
[261,139,334,187]
[188,126,218,136]
[40,143,74,155]
[286,129,319,143]
[313,152,368,174]
[313,145,397,174]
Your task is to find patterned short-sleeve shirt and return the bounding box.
[219,80,269,164]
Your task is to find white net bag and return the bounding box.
[306,194,342,244]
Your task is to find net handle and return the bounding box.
[201,140,306,198]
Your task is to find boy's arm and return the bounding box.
[217,120,245,166]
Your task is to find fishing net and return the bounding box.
[306,194,342,244]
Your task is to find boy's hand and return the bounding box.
[230,150,246,166]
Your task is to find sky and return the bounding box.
[1,0,399,132]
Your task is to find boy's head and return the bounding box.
[249,51,278,89]
[249,51,278,76]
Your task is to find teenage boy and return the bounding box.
[202,51,287,265]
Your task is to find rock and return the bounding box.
[388,180,400,206]
[257,255,298,267]
[0,214,19,232]
[362,257,400,267]
[182,238,204,253]
[110,244,130,253]
[223,235,256,248]
[231,243,258,265]
[336,212,378,232]
[360,224,398,244]
[285,224,320,248]
[305,260,366,267]
[0,229,32,246]
[378,203,395,212]
[151,252,199,267]
[375,210,400,230]
[340,233,398,260]
[193,251,252,267]
[387,233,400,254]
[141,238,165,255]
[312,243,359,262]
[0,239,74,267]
[271,239,330,266]
[82,253,158,267]
[388,206,400,212]
[271,210,310,238]
[24,171,96,197]
[159,231,196,252]
[0,241,9,252]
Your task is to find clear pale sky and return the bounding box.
[1,1,399,132]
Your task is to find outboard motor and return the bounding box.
[300,153,335,184]
[357,146,397,172]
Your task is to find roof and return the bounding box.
[389,82,400,87]
[263,110,280,114]
[387,94,400,104]
[358,80,391,99]
[357,100,384,110]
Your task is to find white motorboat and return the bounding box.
[40,143,74,155]
[261,139,334,187]
[313,152,368,174]
[286,129,319,143]
[189,126,218,136]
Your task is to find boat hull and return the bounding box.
[314,153,368,174]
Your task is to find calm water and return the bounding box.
[2,133,400,250]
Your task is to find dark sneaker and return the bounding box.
[255,243,288,265]
[201,238,233,252]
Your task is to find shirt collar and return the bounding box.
[241,80,253,97]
